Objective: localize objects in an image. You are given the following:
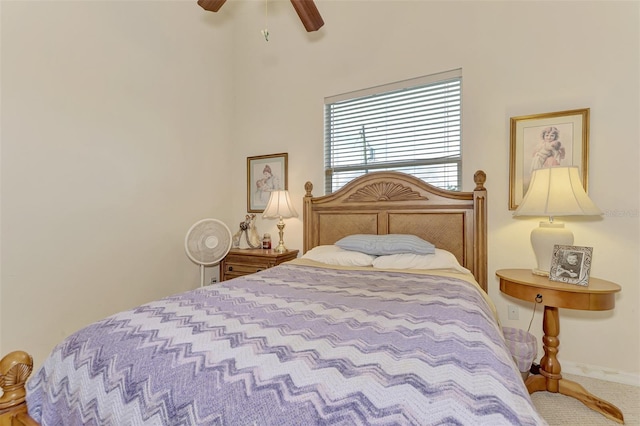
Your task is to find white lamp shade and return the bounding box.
[262,190,299,220]
[514,166,602,218]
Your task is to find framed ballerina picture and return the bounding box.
[509,108,590,210]
[247,153,288,213]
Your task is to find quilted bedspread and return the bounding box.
[26,261,546,425]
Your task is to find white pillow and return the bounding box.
[372,249,471,274]
[301,245,376,267]
[335,234,436,256]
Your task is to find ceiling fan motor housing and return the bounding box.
[197,0,324,32]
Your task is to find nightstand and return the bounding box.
[496,268,623,424]
[220,248,299,281]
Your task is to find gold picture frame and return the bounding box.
[247,153,288,213]
[509,108,590,210]
[549,244,593,286]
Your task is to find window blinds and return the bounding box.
[324,69,462,193]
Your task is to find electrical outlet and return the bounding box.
[210,277,217,285]
[508,304,519,320]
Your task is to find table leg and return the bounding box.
[525,306,625,424]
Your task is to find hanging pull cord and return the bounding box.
[261,0,269,41]
[527,294,543,333]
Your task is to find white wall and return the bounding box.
[1,0,638,386]
[228,1,640,383]
[1,2,235,363]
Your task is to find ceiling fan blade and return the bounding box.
[198,0,227,12]
[290,0,324,32]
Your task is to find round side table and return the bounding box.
[496,268,623,424]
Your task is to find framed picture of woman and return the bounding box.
[247,153,288,212]
[509,108,590,210]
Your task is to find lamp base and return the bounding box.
[273,220,288,253]
[273,243,287,254]
[530,221,574,276]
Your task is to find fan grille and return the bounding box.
[185,219,232,265]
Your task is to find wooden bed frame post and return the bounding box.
[0,351,38,426]
[472,170,488,292]
[303,180,314,255]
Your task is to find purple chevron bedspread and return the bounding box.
[26,262,546,425]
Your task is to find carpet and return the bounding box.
[531,373,639,425]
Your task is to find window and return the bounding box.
[324,69,461,193]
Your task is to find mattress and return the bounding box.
[26,260,546,425]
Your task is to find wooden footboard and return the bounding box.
[0,351,39,426]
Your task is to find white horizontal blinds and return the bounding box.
[324,69,462,193]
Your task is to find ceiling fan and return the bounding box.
[197,0,324,32]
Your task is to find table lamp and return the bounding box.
[262,190,298,253]
[513,166,602,276]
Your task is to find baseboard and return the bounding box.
[561,361,640,387]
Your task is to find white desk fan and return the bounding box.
[184,218,232,287]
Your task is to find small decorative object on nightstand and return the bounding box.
[549,244,593,286]
[231,214,262,249]
[220,248,299,281]
[496,268,623,424]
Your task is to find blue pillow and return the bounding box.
[335,234,436,256]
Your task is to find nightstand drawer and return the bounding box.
[220,248,299,282]
[223,262,269,275]
[496,268,620,311]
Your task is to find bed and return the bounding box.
[0,170,547,425]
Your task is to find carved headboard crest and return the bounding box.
[346,182,427,202]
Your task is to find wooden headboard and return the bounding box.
[302,171,488,292]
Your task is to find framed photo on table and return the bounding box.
[549,245,593,286]
[247,153,288,213]
[509,108,590,210]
